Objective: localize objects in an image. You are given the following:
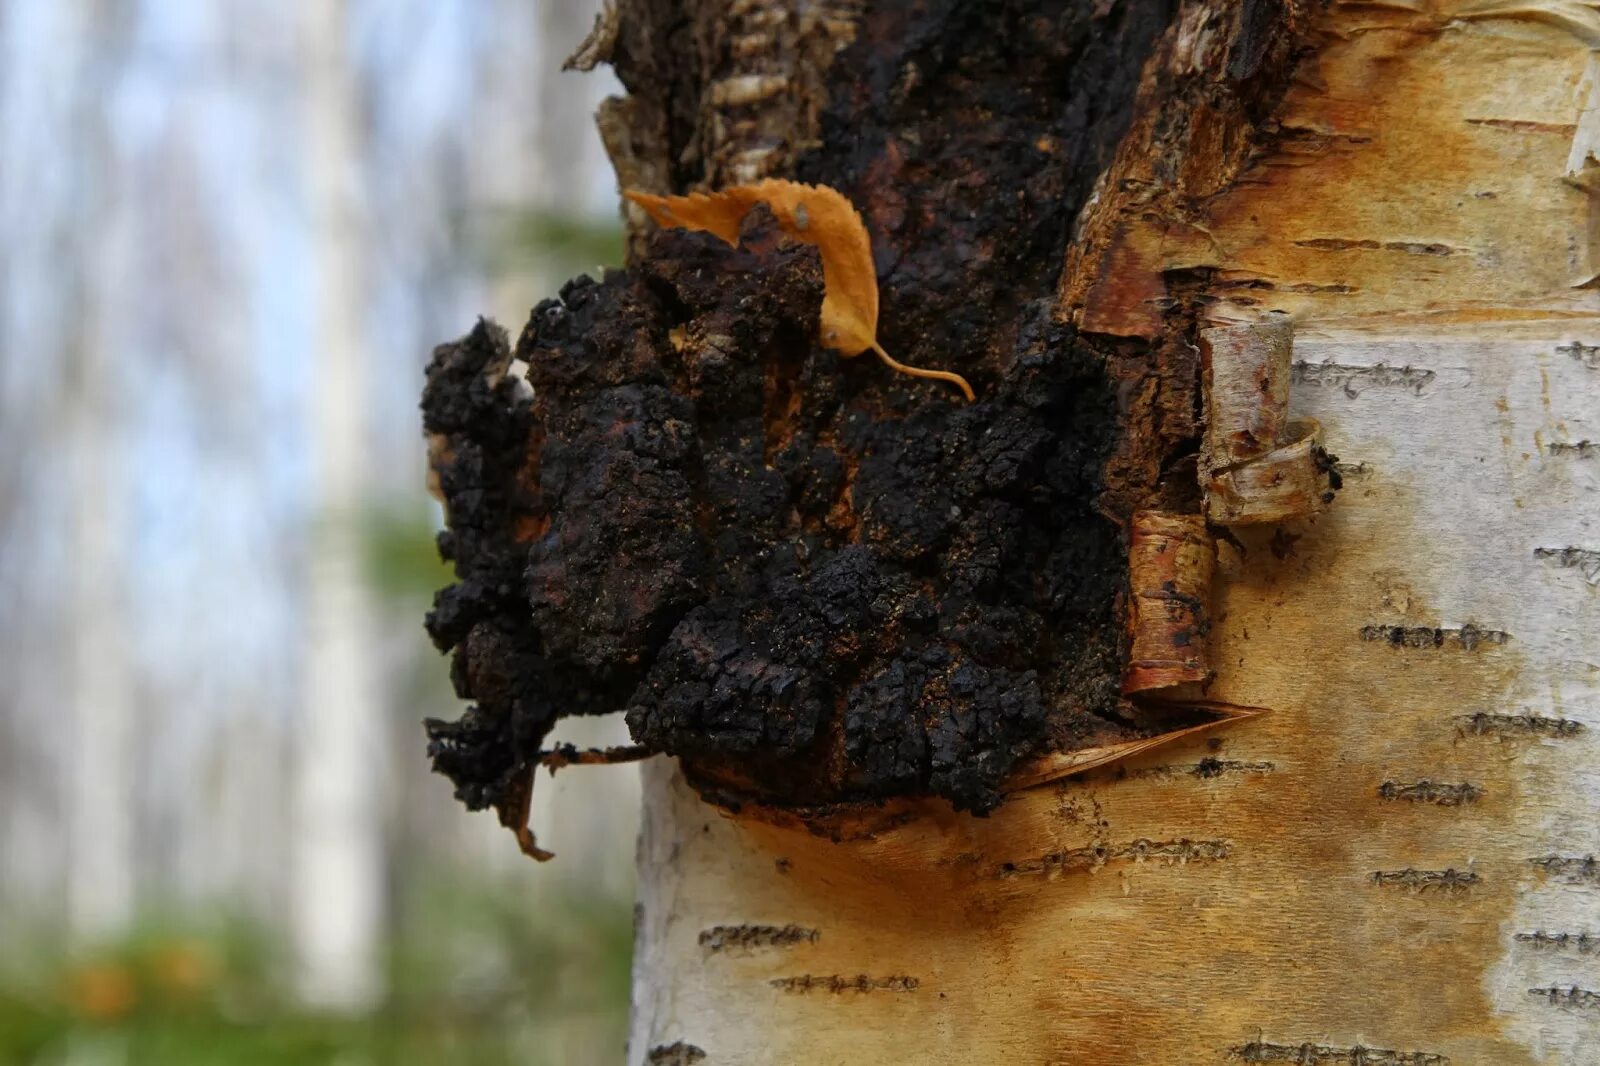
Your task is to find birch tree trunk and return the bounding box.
[614,1,1600,1062]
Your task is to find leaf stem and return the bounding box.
[869,342,975,402]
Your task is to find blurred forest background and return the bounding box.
[0,2,640,1062]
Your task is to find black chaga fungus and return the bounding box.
[423,0,1182,821]
[424,214,1125,817]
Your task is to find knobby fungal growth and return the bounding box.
[420,0,1315,854]
[423,208,1127,833]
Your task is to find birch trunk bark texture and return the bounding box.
[424,0,1600,1061]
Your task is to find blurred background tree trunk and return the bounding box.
[63,0,135,946]
[0,1,639,1058]
[291,0,384,1010]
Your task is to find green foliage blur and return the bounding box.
[0,875,633,1066]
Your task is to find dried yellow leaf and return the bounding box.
[626,180,974,401]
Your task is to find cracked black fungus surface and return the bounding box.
[424,0,1178,815]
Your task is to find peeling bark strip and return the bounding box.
[1004,703,1266,791]
[1376,781,1483,806]
[1231,1040,1448,1065]
[997,837,1230,879]
[1203,314,1293,467]
[1125,511,1213,693]
[699,923,819,953]
[1204,427,1335,526]
[1061,0,1319,337]
[1199,313,1336,524]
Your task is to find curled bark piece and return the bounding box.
[1199,312,1336,524]
[1124,511,1214,695]
[1205,419,1332,525]
[1201,311,1293,473]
